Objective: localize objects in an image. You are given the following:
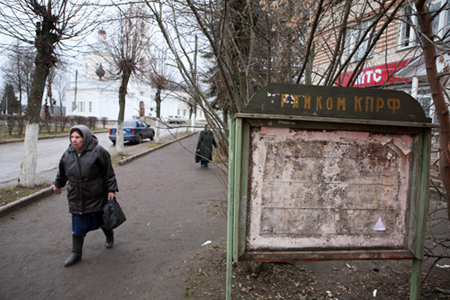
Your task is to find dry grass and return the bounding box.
[0,184,51,207]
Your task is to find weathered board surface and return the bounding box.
[247,127,413,251]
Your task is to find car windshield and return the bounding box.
[114,121,137,128]
[123,120,137,127]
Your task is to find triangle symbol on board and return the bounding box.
[373,217,386,231]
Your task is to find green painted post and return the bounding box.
[226,119,236,300]
[237,122,251,256]
[233,118,243,261]
[409,129,431,300]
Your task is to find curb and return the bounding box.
[0,130,110,145]
[0,132,199,217]
[118,132,198,165]
[0,186,54,218]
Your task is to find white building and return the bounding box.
[64,51,206,122]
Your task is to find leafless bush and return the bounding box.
[68,115,89,127]
[87,116,98,129]
[17,115,25,135]
[39,117,52,133]
[0,115,5,133]
[6,115,18,135]
[101,117,108,129]
[54,115,69,132]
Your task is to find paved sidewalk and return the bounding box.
[0,134,227,300]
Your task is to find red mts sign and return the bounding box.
[338,60,411,87]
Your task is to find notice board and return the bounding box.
[229,83,434,262]
[248,128,412,251]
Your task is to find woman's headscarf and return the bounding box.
[69,125,93,154]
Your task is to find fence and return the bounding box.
[0,115,105,136]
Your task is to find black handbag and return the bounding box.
[103,197,126,230]
[195,149,201,163]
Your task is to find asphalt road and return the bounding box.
[0,134,228,299]
[0,123,199,190]
[0,132,110,189]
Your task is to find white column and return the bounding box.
[411,76,419,99]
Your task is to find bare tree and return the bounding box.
[146,49,175,120]
[0,0,101,187]
[1,83,21,114]
[146,0,450,221]
[144,0,239,146]
[144,48,176,142]
[1,43,35,112]
[53,69,70,117]
[143,0,315,144]
[96,3,153,155]
[415,0,450,219]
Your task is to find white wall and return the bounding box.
[64,50,205,122]
[64,78,198,122]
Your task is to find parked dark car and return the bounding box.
[109,120,155,144]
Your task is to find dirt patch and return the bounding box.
[0,184,51,206]
[183,242,450,299]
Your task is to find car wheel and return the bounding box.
[112,140,116,145]
[136,135,142,144]
[150,133,154,141]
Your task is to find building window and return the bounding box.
[78,102,85,113]
[418,88,437,123]
[398,4,418,48]
[343,20,372,62]
[89,102,92,113]
[177,109,180,115]
[399,0,449,48]
[432,0,450,39]
[418,96,431,117]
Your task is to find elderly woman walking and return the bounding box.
[54,125,119,267]
[196,124,217,168]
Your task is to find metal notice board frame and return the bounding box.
[226,83,437,299]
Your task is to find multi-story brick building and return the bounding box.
[312,0,449,123]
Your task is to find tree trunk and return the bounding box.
[116,72,131,155]
[20,123,39,187]
[155,88,162,119]
[415,0,450,219]
[155,119,160,144]
[19,57,49,187]
[47,75,54,116]
[190,103,196,134]
[154,88,162,143]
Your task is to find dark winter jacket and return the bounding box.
[196,130,217,161]
[54,125,118,214]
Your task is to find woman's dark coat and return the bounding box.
[54,125,118,214]
[196,129,217,161]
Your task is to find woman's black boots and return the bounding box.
[102,228,114,248]
[64,229,113,267]
[64,234,84,267]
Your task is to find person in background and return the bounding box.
[53,125,119,267]
[196,123,217,168]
